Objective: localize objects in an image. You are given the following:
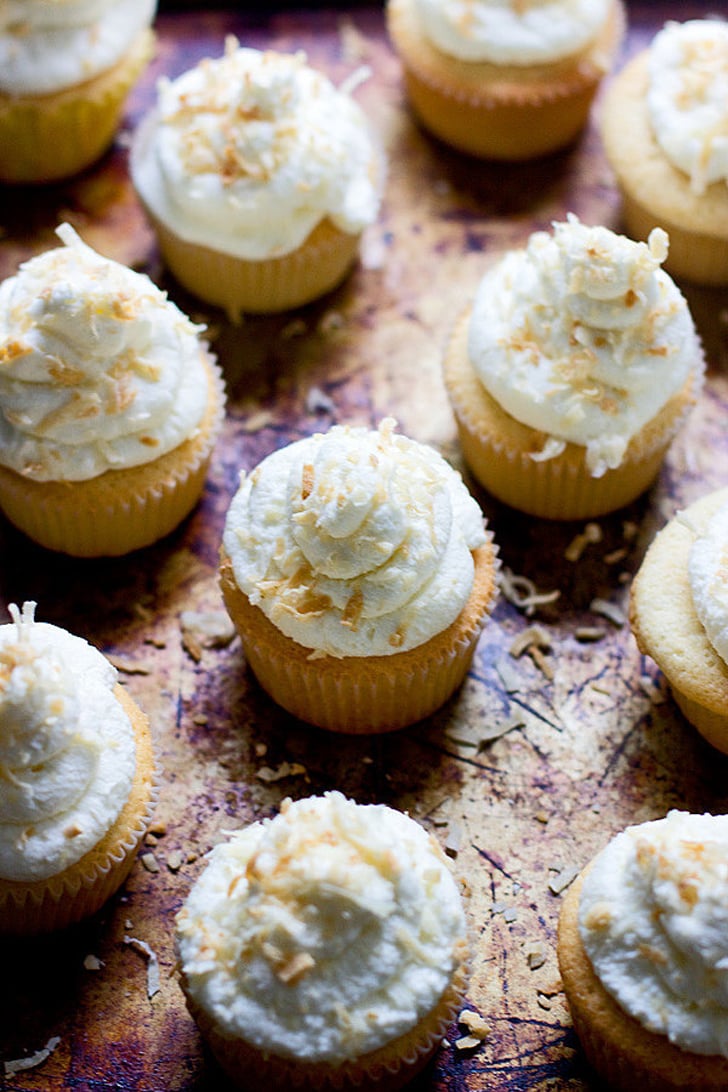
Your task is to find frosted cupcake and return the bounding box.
[219,418,498,733]
[386,0,625,160]
[443,215,703,520]
[130,41,385,320]
[630,487,728,753]
[0,223,225,557]
[0,603,156,935]
[558,810,728,1091]
[176,792,469,1091]
[601,19,728,286]
[0,0,156,184]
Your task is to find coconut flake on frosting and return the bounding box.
[176,791,467,1064]
[130,40,384,262]
[687,498,728,666]
[414,0,612,65]
[579,810,728,1057]
[0,0,156,96]
[0,602,136,883]
[222,418,486,657]
[647,19,728,196]
[466,214,702,477]
[0,223,212,483]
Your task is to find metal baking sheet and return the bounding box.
[1,4,727,1089]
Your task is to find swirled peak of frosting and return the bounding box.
[579,810,728,1057]
[0,223,211,483]
[131,40,383,261]
[0,602,136,882]
[176,791,466,1063]
[0,0,156,96]
[467,214,701,477]
[414,0,611,64]
[647,19,728,196]
[687,498,728,666]
[222,418,486,657]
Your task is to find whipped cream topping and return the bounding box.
[579,810,728,1057]
[176,792,466,1063]
[222,418,486,657]
[0,602,136,883]
[0,223,212,483]
[131,41,383,262]
[647,19,728,196]
[414,0,611,65]
[0,0,156,96]
[467,215,701,476]
[688,498,728,666]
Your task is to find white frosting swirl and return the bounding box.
[414,0,611,64]
[647,19,728,196]
[130,42,384,262]
[176,792,466,1064]
[222,419,486,657]
[0,602,136,883]
[579,810,728,1057]
[0,0,156,96]
[0,223,212,483]
[467,215,701,476]
[688,499,728,667]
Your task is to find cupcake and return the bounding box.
[558,810,728,1092]
[385,0,625,160]
[0,0,156,184]
[629,486,728,753]
[442,215,704,520]
[219,418,498,734]
[601,19,728,286]
[0,222,225,558]
[176,791,469,1092]
[130,40,385,320]
[0,602,156,935]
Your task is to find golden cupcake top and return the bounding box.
[0,602,136,883]
[221,418,487,657]
[0,223,213,482]
[466,214,703,476]
[176,791,467,1063]
[131,39,384,261]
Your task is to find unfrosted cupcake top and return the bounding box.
[222,418,487,657]
[414,0,612,64]
[579,810,728,1057]
[176,791,467,1063]
[0,223,212,483]
[467,215,701,477]
[0,602,136,883]
[0,0,156,95]
[131,41,384,262]
[687,497,728,666]
[647,19,728,196]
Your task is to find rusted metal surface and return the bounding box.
[1,4,728,1090]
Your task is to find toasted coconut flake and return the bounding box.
[255,761,308,783]
[548,865,580,895]
[499,567,560,616]
[564,522,602,562]
[123,936,161,999]
[4,1037,61,1076]
[589,597,626,626]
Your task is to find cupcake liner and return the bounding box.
[0,686,158,935]
[386,0,624,159]
[0,29,155,184]
[0,352,225,557]
[444,307,702,520]
[181,943,469,1092]
[141,205,361,322]
[558,875,728,1092]
[600,51,728,287]
[219,536,498,734]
